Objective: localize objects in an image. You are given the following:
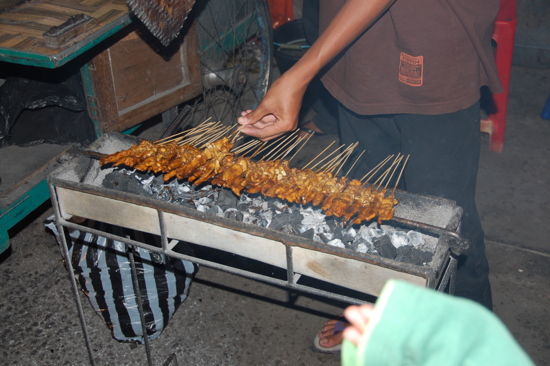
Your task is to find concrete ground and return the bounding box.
[1,65,549,366]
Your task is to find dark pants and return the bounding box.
[338,101,493,310]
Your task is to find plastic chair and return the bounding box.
[480,0,518,152]
[267,0,294,29]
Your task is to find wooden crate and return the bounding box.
[82,21,202,134]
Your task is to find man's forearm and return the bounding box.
[287,0,396,88]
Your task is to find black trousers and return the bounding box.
[339,101,493,310]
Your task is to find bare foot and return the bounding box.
[317,318,348,349]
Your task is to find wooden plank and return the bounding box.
[165,213,288,269]
[56,188,162,234]
[292,247,427,296]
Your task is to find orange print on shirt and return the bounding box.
[399,52,423,87]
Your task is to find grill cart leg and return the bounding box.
[127,245,154,366]
[437,255,458,294]
[58,225,97,366]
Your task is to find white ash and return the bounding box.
[102,170,434,266]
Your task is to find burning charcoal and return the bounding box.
[320,233,333,243]
[242,212,259,225]
[325,218,338,232]
[395,246,433,266]
[269,211,301,231]
[103,172,129,191]
[332,227,344,241]
[357,222,384,244]
[128,177,149,196]
[342,227,356,243]
[224,208,243,221]
[300,208,329,234]
[299,228,315,240]
[327,239,345,248]
[194,196,213,207]
[155,186,178,202]
[407,231,425,247]
[218,189,238,211]
[272,200,290,211]
[280,223,296,235]
[353,237,373,252]
[259,210,273,227]
[373,235,397,259]
[251,197,268,210]
[389,231,409,248]
[356,242,368,253]
[208,205,224,217]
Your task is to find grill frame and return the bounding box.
[48,132,466,365]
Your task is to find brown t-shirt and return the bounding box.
[319,0,503,115]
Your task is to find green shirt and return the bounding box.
[342,280,534,366]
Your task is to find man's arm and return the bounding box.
[237,0,396,141]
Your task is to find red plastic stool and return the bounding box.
[267,0,294,29]
[480,0,517,152]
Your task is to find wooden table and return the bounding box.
[0,0,201,253]
[0,0,132,68]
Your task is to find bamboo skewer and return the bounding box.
[345,150,366,177]
[384,155,404,189]
[288,130,314,162]
[361,155,394,184]
[301,141,336,170]
[260,130,299,161]
[392,154,409,195]
[155,117,213,144]
[308,143,343,171]
[271,135,301,161]
[317,144,355,173]
[334,143,357,176]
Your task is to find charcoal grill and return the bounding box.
[48,132,468,365]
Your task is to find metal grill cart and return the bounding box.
[48,133,468,365]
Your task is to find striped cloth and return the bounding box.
[47,218,198,343]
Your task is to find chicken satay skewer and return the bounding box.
[252,134,288,159]
[345,150,366,176]
[250,141,268,158]
[334,143,358,176]
[301,141,336,169]
[229,124,246,143]
[307,143,344,171]
[155,118,213,144]
[373,154,402,189]
[260,130,300,161]
[391,154,409,195]
[181,122,223,146]
[288,130,314,163]
[170,120,219,145]
[196,125,231,148]
[315,144,354,172]
[280,135,307,161]
[231,139,262,155]
[360,155,394,184]
[271,135,302,161]
[383,154,405,189]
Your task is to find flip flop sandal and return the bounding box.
[312,320,347,353]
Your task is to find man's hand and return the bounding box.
[237,72,307,141]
